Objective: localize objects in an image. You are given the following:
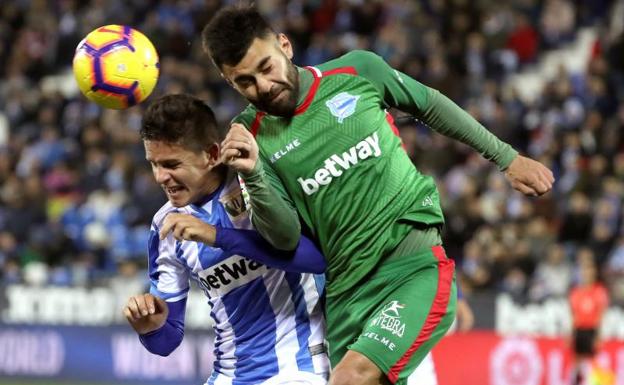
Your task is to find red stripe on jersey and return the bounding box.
[294,66,357,115]
[322,66,357,76]
[294,67,321,115]
[385,112,406,150]
[250,111,266,137]
[387,246,455,383]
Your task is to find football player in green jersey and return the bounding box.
[202,6,554,385]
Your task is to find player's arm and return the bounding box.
[159,212,325,273]
[123,225,190,356]
[124,293,186,357]
[215,227,326,273]
[348,51,553,196]
[417,89,553,196]
[221,121,301,250]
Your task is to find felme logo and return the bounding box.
[270,138,301,163]
[298,131,381,195]
[198,255,267,298]
[369,300,406,337]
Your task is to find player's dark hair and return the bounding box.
[141,94,219,152]
[202,6,275,69]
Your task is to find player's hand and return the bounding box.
[220,123,258,175]
[504,155,554,196]
[159,212,216,244]
[123,293,168,335]
[456,298,475,332]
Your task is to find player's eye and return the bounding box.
[262,66,272,74]
[161,162,180,169]
[236,78,255,89]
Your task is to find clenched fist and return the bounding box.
[504,155,554,197]
[123,293,168,335]
[220,123,259,175]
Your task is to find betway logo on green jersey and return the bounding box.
[298,132,381,195]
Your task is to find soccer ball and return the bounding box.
[73,25,160,109]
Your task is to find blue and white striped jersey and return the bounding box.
[148,172,327,384]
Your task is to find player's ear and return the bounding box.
[277,33,293,60]
[205,143,220,168]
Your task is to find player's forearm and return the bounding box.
[421,88,518,171]
[215,227,325,273]
[241,161,301,251]
[139,299,185,356]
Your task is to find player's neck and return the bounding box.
[296,66,314,106]
[207,164,227,192]
[195,165,227,206]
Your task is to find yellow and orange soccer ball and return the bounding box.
[73,25,160,109]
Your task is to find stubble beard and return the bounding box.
[253,63,300,118]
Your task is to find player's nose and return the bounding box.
[257,77,273,96]
[154,166,171,184]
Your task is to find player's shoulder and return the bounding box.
[151,202,193,228]
[232,104,260,130]
[317,50,385,74]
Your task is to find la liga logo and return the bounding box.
[490,338,543,385]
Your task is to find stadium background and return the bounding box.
[0,0,623,384]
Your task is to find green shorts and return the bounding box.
[326,245,456,384]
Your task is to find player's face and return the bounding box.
[221,34,299,117]
[144,140,220,207]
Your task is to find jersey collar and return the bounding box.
[294,66,322,115]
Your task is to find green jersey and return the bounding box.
[235,50,516,296]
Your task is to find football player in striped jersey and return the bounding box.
[123,94,329,385]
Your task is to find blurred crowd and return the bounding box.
[0,0,622,307]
